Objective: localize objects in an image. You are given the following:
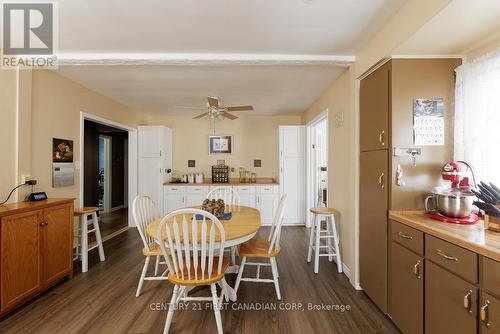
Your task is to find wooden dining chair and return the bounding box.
[234,194,286,300]
[157,208,231,334]
[132,195,169,297]
[206,187,241,264]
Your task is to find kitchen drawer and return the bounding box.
[165,186,186,194]
[426,235,478,283]
[234,186,256,194]
[390,220,424,256]
[186,186,209,194]
[259,185,278,194]
[482,257,500,297]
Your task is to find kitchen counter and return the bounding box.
[389,210,500,262]
[165,179,278,186]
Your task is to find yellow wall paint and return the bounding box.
[147,114,302,178]
[0,70,18,203]
[27,70,147,205]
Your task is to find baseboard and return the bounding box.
[109,205,125,212]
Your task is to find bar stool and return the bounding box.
[307,207,342,274]
[74,207,105,272]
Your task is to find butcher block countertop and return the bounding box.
[389,211,500,262]
[165,178,278,186]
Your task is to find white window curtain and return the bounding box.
[454,49,500,186]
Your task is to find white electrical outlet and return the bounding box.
[21,175,33,183]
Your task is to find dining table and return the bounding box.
[146,205,261,301]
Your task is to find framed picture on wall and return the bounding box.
[208,135,233,154]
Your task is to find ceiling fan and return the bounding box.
[192,97,253,120]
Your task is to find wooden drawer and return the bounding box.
[426,235,478,283]
[390,220,424,255]
[186,186,209,194]
[234,186,256,194]
[165,186,185,194]
[482,257,500,297]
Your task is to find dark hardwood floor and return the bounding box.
[0,227,399,334]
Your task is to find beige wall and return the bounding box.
[147,114,302,178]
[0,70,18,203]
[4,69,148,205]
[302,69,356,274]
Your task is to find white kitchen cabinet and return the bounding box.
[138,126,172,213]
[185,186,210,207]
[163,186,185,214]
[279,126,306,226]
[234,186,256,208]
[257,185,280,225]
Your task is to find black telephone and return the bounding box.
[28,192,48,201]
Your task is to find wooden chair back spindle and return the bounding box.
[157,208,226,282]
[132,195,161,251]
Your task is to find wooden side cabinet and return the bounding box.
[389,241,423,334]
[0,199,74,316]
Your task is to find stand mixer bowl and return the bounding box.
[425,187,476,218]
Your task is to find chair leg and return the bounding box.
[136,256,150,297]
[307,214,317,263]
[314,217,321,274]
[326,215,333,262]
[92,212,106,262]
[234,256,247,294]
[270,257,281,300]
[81,214,89,273]
[331,215,343,273]
[164,285,179,334]
[231,246,237,266]
[211,283,223,334]
[154,255,160,276]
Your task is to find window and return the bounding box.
[454,49,500,186]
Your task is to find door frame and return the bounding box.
[305,110,328,228]
[79,112,138,227]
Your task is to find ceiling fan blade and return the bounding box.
[207,97,219,108]
[193,112,208,119]
[226,105,254,111]
[174,106,207,110]
[222,112,238,120]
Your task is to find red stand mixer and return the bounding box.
[426,161,479,224]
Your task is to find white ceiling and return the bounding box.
[54,0,408,115]
[57,65,346,115]
[58,0,407,54]
[395,0,500,55]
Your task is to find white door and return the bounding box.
[279,126,306,225]
[138,157,163,211]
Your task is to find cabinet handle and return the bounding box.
[437,249,458,261]
[463,290,473,313]
[480,300,491,327]
[398,231,413,240]
[379,131,385,146]
[413,259,421,279]
[378,173,385,189]
[40,220,48,227]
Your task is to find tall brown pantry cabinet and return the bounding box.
[359,58,461,321]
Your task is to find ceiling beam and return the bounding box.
[56,53,355,66]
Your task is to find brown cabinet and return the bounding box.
[480,292,500,333]
[360,62,390,152]
[425,260,478,334]
[0,199,73,316]
[360,149,388,312]
[389,241,423,334]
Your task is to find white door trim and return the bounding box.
[79,112,138,227]
[305,110,328,228]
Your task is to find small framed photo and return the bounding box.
[209,135,233,154]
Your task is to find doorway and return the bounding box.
[82,115,136,241]
[306,111,328,227]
